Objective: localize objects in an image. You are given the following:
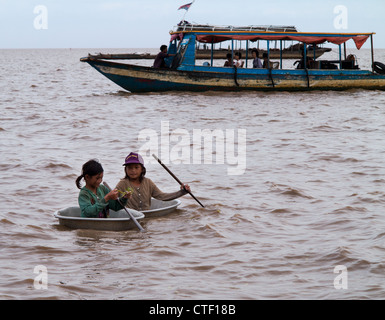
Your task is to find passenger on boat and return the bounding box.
[262,53,269,68]
[76,160,131,218]
[294,51,314,69]
[153,45,175,68]
[262,53,280,69]
[252,49,263,68]
[115,152,191,211]
[224,53,233,67]
[343,54,359,69]
[233,52,244,68]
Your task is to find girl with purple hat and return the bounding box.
[115,152,191,211]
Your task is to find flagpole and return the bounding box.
[182,10,187,23]
[181,0,195,23]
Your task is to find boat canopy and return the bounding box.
[171,30,374,50]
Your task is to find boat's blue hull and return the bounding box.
[82,58,385,93]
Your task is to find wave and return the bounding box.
[330,206,368,214]
[281,188,313,199]
[316,154,362,163]
[269,208,292,214]
[0,218,16,225]
[0,163,22,170]
[267,182,314,199]
[42,162,72,170]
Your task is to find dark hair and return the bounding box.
[235,52,242,59]
[124,164,146,182]
[252,49,259,57]
[160,45,167,51]
[76,159,104,189]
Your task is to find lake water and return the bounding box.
[0,48,385,300]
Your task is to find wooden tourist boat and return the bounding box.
[80,24,385,93]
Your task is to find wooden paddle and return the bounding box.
[152,154,205,208]
[103,182,145,232]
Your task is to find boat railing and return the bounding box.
[174,24,298,33]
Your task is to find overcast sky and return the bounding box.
[1,0,384,49]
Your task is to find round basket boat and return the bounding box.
[54,207,144,232]
[54,199,181,231]
[142,199,181,218]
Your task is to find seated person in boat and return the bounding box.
[262,53,269,68]
[252,49,263,69]
[233,52,244,68]
[342,54,359,69]
[262,53,279,69]
[153,45,175,68]
[224,53,233,67]
[76,160,131,218]
[115,152,191,211]
[295,51,314,69]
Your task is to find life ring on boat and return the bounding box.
[171,53,183,70]
[373,61,385,74]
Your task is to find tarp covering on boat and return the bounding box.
[172,32,372,50]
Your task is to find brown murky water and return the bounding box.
[1,48,385,299]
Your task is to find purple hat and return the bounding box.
[123,152,144,166]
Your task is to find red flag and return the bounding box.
[178,2,193,11]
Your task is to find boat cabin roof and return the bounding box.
[170,25,375,49]
[174,24,298,33]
